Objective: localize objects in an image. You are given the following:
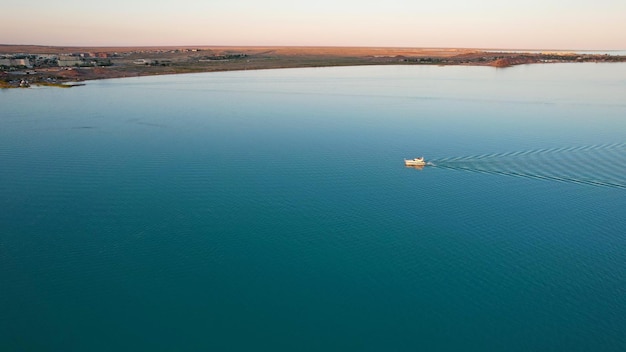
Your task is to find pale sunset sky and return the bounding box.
[2,0,625,49]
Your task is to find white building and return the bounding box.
[13,58,32,67]
[0,58,33,68]
[57,56,83,67]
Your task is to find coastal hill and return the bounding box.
[2,45,624,88]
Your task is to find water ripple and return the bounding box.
[431,143,626,189]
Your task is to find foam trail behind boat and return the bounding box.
[429,143,626,190]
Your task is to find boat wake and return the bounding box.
[429,142,626,189]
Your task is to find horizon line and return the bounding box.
[1,43,624,52]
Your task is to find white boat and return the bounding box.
[404,157,426,166]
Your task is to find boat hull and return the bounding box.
[404,158,426,166]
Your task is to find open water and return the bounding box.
[1,63,626,351]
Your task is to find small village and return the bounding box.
[0,48,250,87]
[0,51,113,87]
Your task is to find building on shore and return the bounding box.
[0,58,33,68]
[57,56,83,67]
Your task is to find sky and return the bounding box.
[2,0,625,49]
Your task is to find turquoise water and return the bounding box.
[1,63,626,351]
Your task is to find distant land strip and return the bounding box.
[2,45,625,88]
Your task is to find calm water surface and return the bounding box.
[1,63,626,351]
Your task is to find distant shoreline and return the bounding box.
[2,45,625,88]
